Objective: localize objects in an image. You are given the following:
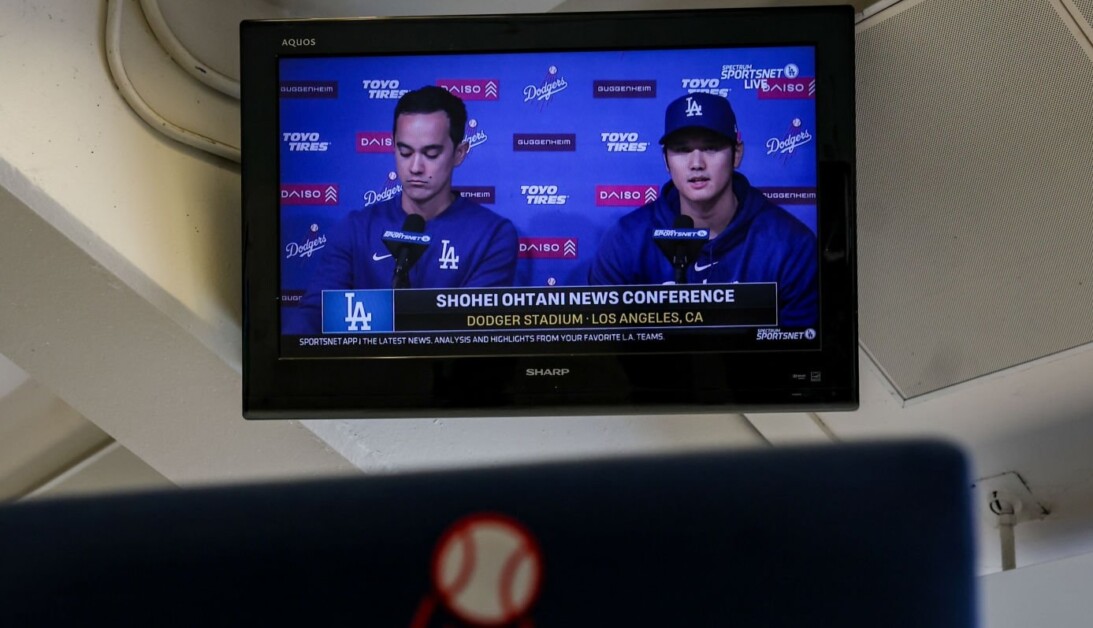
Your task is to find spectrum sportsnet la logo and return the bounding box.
[680,78,729,97]
[281,184,338,206]
[357,131,394,153]
[518,237,578,259]
[464,119,488,151]
[454,186,496,204]
[285,223,327,260]
[600,131,649,153]
[363,172,402,207]
[282,131,329,152]
[757,328,817,341]
[592,80,657,98]
[595,185,658,207]
[524,65,568,104]
[766,118,814,157]
[438,78,499,101]
[520,185,569,205]
[362,79,409,99]
[722,62,803,91]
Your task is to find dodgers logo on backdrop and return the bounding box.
[357,131,394,153]
[595,185,659,207]
[363,172,402,207]
[521,185,569,205]
[280,184,338,206]
[680,77,729,97]
[524,65,568,105]
[518,237,578,259]
[282,132,330,152]
[322,290,394,334]
[592,79,657,98]
[600,131,649,152]
[285,223,327,260]
[463,119,488,150]
[438,79,500,101]
[362,79,408,99]
[280,81,338,98]
[766,118,813,159]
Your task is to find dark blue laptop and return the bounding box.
[0,440,975,626]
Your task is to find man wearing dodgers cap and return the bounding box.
[588,92,818,327]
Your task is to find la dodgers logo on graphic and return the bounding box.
[343,293,372,331]
[439,240,460,270]
[285,224,326,259]
[685,97,703,117]
[363,172,402,206]
[767,118,814,156]
[524,65,568,103]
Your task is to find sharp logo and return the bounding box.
[526,368,570,377]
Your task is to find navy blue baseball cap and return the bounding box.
[659,93,738,144]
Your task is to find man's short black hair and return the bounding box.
[393,86,467,147]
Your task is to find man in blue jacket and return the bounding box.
[588,92,818,327]
[296,86,518,334]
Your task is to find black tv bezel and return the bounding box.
[241,7,858,419]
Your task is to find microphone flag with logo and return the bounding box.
[384,214,430,289]
[653,215,708,284]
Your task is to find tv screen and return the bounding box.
[242,7,858,418]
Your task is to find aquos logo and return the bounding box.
[280,184,338,206]
[518,237,577,259]
[282,132,329,152]
[362,79,409,99]
[680,78,728,97]
[600,132,649,153]
[520,185,568,205]
[595,185,659,207]
[281,38,315,48]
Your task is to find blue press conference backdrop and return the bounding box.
[279,46,817,314]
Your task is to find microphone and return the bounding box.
[653,215,708,284]
[383,214,429,289]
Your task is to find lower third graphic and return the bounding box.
[321,290,394,333]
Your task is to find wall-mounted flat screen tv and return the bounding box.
[241,7,858,418]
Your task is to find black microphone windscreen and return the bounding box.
[673,214,694,229]
[402,214,426,233]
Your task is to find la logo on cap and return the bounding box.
[685,96,703,118]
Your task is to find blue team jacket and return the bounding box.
[588,174,818,327]
[294,194,518,334]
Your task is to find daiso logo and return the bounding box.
[357,131,393,153]
[437,79,499,101]
[518,237,577,259]
[280,184,338,206]
[595,185,659,207]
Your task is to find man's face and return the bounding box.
[662,129,743,206]
[394,111,468,211]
